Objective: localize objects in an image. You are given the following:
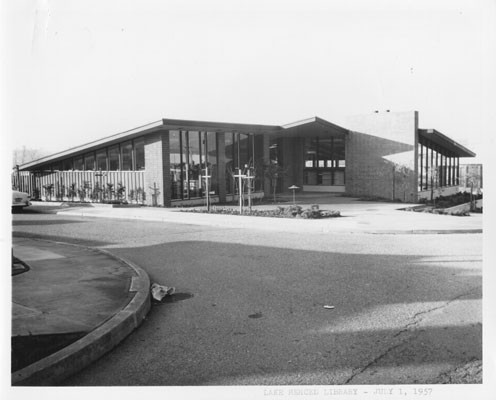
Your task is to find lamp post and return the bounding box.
[288,185,300,205]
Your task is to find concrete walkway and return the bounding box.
[51,195,483,234]
[11,237,151,386]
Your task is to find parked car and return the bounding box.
[12,190,31,212]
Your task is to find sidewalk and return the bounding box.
[11,237,151,386]
[51,196,483,234]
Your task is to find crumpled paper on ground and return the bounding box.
[150,283,175,302]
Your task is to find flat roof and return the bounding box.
[418,129,476,157]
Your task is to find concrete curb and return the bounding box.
[11,238,151,386]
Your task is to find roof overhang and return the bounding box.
[418,129,475,158]
[273,116,348,138]
[19,116,349,171]
[18,120,164,171]
[162,118,279,135]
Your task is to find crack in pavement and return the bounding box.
[344,285,482,384]
[430,358,482,384]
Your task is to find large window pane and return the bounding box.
[121,141,133,171]
[74,157,83,171]
[62,158,73,171]
[84,153,95,171]
[109,146,120,170]
[135,137,145,170]
[96,149,107,170]
[225,133,234,195]
[187,131,201,198]
[205,132,218,195]
[169,130,182,200]
[239,134,249,168]
[303,136,345,186]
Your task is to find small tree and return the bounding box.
[465,169,482,211]
[68,183,77,202]
[116,182,126,202]
[264,162,288,203]
[429,166,439,206]
[43,183,54,201]
[106,183,114,200]
[92,182,103,202]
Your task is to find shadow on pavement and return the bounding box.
[62,240,482,385]
[12,231,113,247]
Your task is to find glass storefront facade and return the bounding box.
[418,136,459,191]
[169,130,221,200]
[224,132,259,195]
[170,130,261,200]
[303,136,345,186]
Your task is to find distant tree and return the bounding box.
[12,146,47,167]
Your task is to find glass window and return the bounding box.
[239,134,249,168]
[169,130,182,200]
[254,135,265,192]
[205,132,218,195]
[62,158,73,171]
[96,149,107,171]
[303,136,346,186]
[225,133,235,195]
[188,132,201,198]
[318,138,332,167]
[121,141,133,171]
[109,146,120,170]
[74,157,83,170]
[84,153,95,171]
[135,137,145,170]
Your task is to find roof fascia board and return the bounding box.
[419,129,475,157]
[19,120,164,170]
[162,118,280,134]
[282,116,348,134]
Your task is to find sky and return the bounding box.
[2,0,495,164]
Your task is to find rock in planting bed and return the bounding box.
[183,205,341,219]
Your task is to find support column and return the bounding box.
[144,130,171,207]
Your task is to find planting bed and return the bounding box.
[183,205,341,219]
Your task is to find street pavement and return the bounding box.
[10,236,150,385]
[49,195,483,234]
[10,201,484,387]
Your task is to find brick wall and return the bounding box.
[345,131,416,201]
[144,130,171,206]
[345,111,419,202]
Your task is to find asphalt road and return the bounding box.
[12,208,483,385]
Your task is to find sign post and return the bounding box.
[202,165,212,211]
[245,167,255,211]
[233,168,246,214]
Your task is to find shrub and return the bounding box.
[183,205,341,219]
